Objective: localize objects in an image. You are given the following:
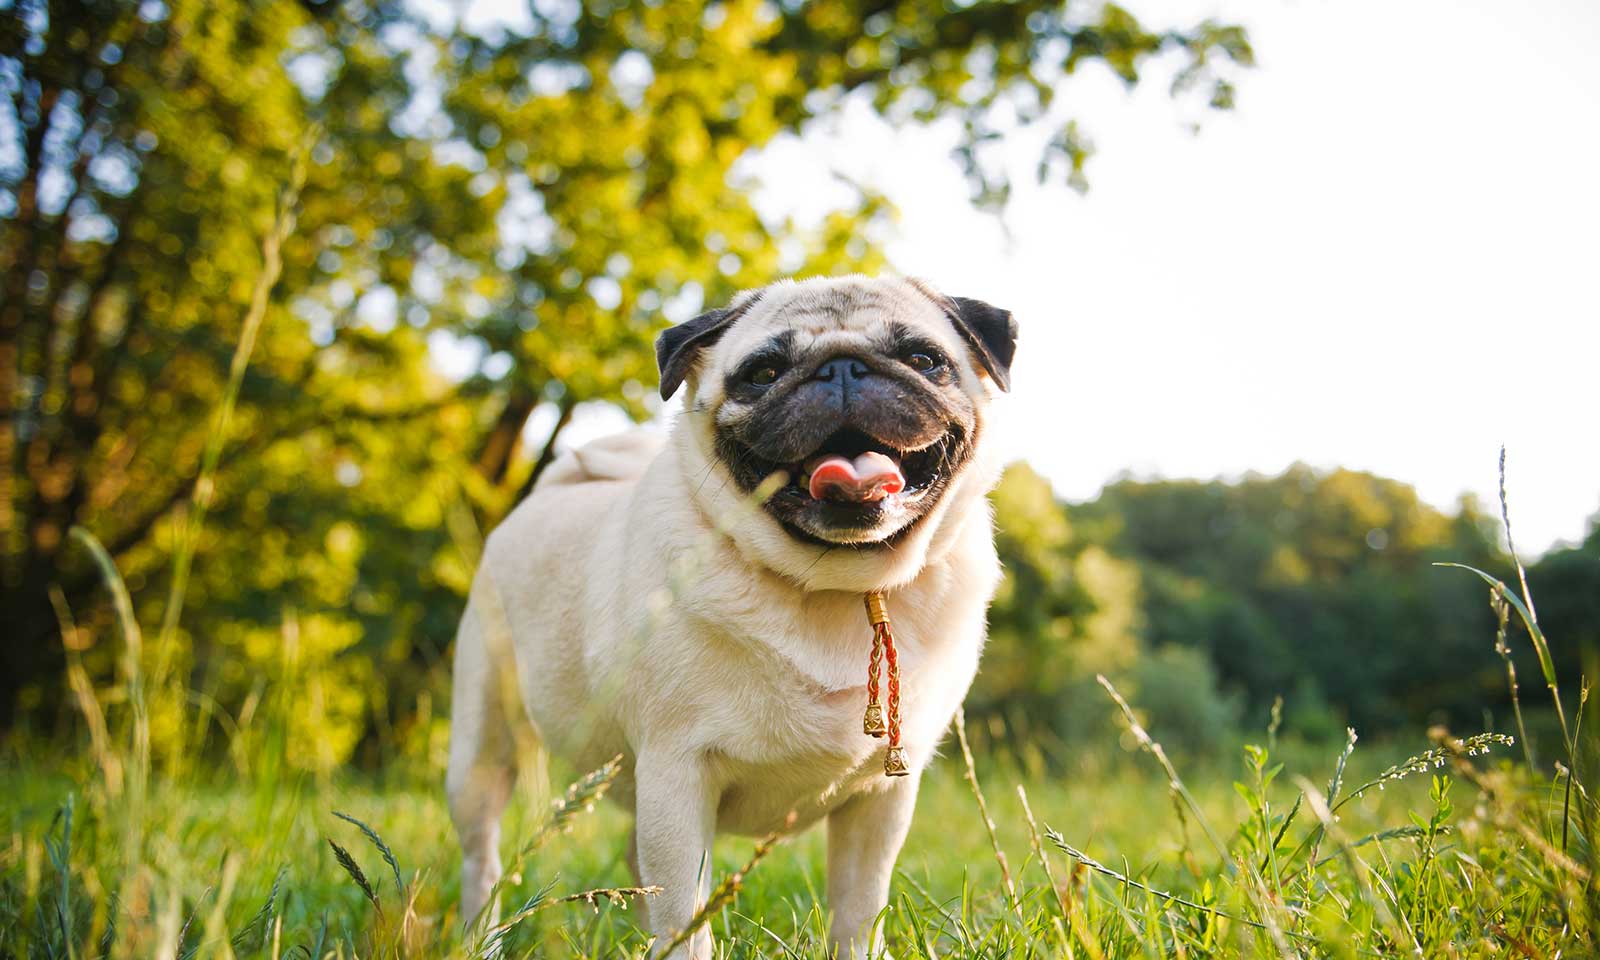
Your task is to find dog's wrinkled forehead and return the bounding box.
[713,277,962,368]
[655,275,1016,401]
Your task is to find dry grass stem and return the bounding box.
[661,812,795,957]
[1016,784,1068,918]
[1095,674,1230,861]
[157,139,312,654]
[954,708,1022,920]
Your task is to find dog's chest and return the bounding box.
[708,641,883,761]
[703,676,888,835]
[688,600,970,835]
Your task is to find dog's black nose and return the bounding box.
[812,356,874,385]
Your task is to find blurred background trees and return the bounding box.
[3,0,1592,772]
[971,463,1586,764]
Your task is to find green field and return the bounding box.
[2,678,1584,958]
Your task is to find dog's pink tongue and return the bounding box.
[807,451,906,502]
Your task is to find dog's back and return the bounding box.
[464,428,665,758]
[534,428,665,489]
[449,427,664,926]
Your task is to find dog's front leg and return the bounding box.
[827,775,921,958]
[635,751,716,960]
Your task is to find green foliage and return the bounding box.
[988,462,1557,738]
[1129,644,1242,756]
[977,465,1131,714]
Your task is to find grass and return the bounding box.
[0,660,1587,958]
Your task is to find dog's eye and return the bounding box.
[747,365,780,386]
[905,353,940,373]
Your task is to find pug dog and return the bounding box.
[447,275,1016,958]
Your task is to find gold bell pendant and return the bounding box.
[883,745,910,777]
[863,701,887,738]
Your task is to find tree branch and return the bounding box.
[513,393,577,504]
[474,384,538,486]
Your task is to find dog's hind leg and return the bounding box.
[447,575,532,931]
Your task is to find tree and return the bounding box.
[975,463,1154,758]
[2,0,1253,745]
[978,463,1576,751]
[1077,465,1513,732]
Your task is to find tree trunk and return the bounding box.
[0,572,68,726]
[474,384,538,486]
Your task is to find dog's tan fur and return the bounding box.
[447,276,1013,957]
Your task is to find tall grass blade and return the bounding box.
[1436,563,1568,749]
[467,752,626,935]
[156,138,311,658]
[1294,777,1418,954]
[45,797,73,957]
[1327,727,1358,808]
[1016,784,1069,918]
[1564,679,1590,853]
[310,912,330,960]
[97,891,119,960]
[1043,830,1317,945]
[1497,446,1541,637]
[174,885,212,960]
[67,526,148,845]
[1310,825,1449,868]
[1439,551,1578,850]
[1096,675,1230,862]
[332,812,404,900]
[1287,731,1515,870]
[476,881,554,956]
[229,866,286,956]
[1263,792,1302,870]
[48,586,123,797]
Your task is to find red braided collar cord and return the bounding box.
[863,592,910,777]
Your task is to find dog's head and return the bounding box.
[658,276,1015,585]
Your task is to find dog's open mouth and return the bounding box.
[786,429,947,504]
[715,425,967,544]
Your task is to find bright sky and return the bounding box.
[469,0,1600,555]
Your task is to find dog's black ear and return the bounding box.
[948,296,1018,392]
[655,307,736,400]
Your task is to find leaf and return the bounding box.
[1434,563,1558,690]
